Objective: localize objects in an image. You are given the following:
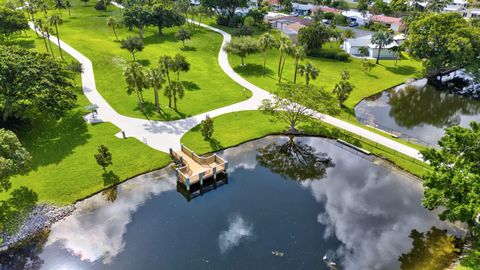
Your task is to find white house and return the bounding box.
[342,35,398,59]
[342,10,369,25]
[462,8,480,19]
[291,2,315,15]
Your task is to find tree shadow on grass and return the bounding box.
[182,81,200,91]
[234,63,275,78]
[137,59,151,66]
[14,110,91,170]
[385,65,418,76]
[5,39,35,50]
[181,46,196,52]
[143,32,177,45]
[208,138,223,151]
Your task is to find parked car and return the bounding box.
[290,12,299,17]
[322,19,331,25]
[349,21,359,27]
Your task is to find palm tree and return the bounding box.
[146,67,164,113]
[25,1,38,36]
[159,55,174,107]
[120,36,144,61]
[35,18,50,54]
[292,45,306,84]
[65,0,72,16]
[124,62,148,112]
[165,81,184,111]
[54,0,66,17]
[39,0,49,16]
[107,17,120,41]
[258,33,276,75]
[172,54,190,82]
[342,29,356,40]
[388,45,403,66]
[277,35,292,83]
[371,31,394,64]
[298,62,319,92]
[48,14,64,59]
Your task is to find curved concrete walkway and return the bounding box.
[29,18,423,161]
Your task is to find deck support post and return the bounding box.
[225,162,229,171]
[169,148,173,157]
[213,167,217,180]
[186,177,190,192]
[199,172,204,186]
[179,156,183,166]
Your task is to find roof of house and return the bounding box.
[285,22,306,33]
[346,35,398,49]
[292,3,315,10]
[313,6,342,14]
[342,10,367,19]
[266,0,280,5]
[371,15,404,26]
[271,16,313,26]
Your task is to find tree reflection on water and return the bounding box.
[256,136,334,181]
[388,84,480,129]
[399,227,461,270]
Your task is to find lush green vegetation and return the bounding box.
[0,31,171,206]
[46,0,250,120]
[181,110,430,177]
[228,41,423,108]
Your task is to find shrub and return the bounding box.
[233,25,253,36]
[315,50,350,61]
[94,0,107,11]
[335,52,350,61]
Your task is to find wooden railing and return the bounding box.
[170,145,228,191]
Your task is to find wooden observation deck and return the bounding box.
[170,145,228,192]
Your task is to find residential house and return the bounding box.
[270,16,313,43]
[291,2,315,15]
[371,15,406,32]
[462,8,480,18]
[342,10,369,25]
[312,6,343,14]
[342,35,398,59]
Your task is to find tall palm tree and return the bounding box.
[146,67,164,113]
[48,14,64,59]
[172,54,190,82]
[35,18,49,54]
[258,33,276,75]
[124,62,148,112]
[277,35,292,83]
[165,81,184,111]
[342,29,356,40]
[371,31,394,64]
[292,46,306,84]
[54,0,66,17]
[298,62,319,93]
[388,45,403,66]
[107,17,120,41]
[159,55,174,107]
[65,0,72,16]
[25,0,39,36]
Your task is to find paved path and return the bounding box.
[28,18,423,161]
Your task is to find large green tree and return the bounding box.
[260,83,339,133]
[406,13,480,79]
[200,0,247,22]
[0,129,31,192]
[123,4,151,39]
[0,46,76,123]
[224,36,260,66]
[420,122,480,229]
[298,22,334,54]
[150,3,185,35]
[0,7,29,40]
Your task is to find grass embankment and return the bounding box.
[47,0,250,121]
[1,31,171,205]
[181,111,431,177]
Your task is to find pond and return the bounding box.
[355,74,480,146]
[1,137,464,270]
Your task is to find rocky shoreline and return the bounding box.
[0,204,75,251]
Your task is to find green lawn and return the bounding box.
[181,111,430,177]
[47,0,250,121]
[229,42,423,108]
[1,31,171,205]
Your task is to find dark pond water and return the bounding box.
[1,137,464,270]
[355,75,480,146]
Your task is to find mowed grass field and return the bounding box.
[49,0,251,120]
